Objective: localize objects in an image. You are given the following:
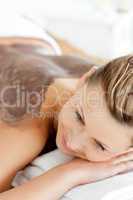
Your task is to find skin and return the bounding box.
[56,69,133,162]
[0,67,133,199]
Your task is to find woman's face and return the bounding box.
[56,79,133,162]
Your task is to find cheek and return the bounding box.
[88,153,112,162]
[85,142,113,162]
[59,110,85,150]
[57,107,75,143]
[59,106,76,128]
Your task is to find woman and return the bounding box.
[0,41,132,199]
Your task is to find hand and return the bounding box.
[65,150,133,186]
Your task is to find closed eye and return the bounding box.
[75,110,85,125]
[94,139,106,151]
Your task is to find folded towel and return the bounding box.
[12,149,73,187]
[12,149,133,200]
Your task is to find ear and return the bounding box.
[76,66,98,89]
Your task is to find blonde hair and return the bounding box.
[87,55,133,127]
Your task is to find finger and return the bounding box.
[112,151,133,165]
[115,148,133,157]
[111,161,133,176]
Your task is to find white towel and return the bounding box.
[12,149,74,187]
[12,149,133,200]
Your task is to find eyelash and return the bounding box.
[95,140,106,151]
[75,110,84,125]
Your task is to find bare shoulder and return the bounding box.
[0,117,48,191]
[46,55,95,78]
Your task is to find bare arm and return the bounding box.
[0,162,77,200]
[1,152,133,200]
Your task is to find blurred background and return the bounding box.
[1,0,133,60]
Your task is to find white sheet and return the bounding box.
[12,149,133,200]
[0,12,62,55]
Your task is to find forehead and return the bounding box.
[79,82,132,152]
